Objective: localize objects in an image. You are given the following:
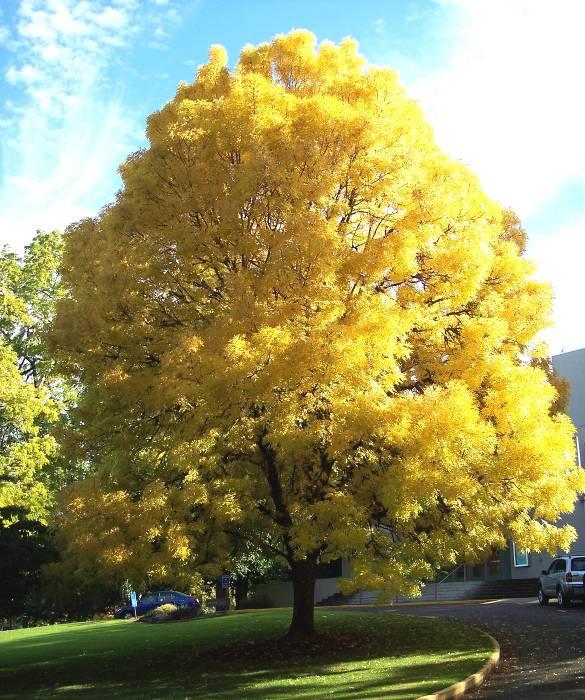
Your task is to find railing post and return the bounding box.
[435,563,464,601]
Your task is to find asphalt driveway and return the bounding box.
[378,597,585,698]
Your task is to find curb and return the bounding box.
[416,632,500,700]
[391,598,502,607]
[213,598,521,614]
[320,598,510,609]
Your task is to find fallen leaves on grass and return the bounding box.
[199,633,370,664]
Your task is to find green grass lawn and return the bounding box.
[0,609,493,699]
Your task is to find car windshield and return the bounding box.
[140,594,157,603]
[571,558,585,571]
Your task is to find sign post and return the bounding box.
[130,591,138,618]
[216,575,230,611]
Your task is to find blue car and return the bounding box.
[115,590,200,619]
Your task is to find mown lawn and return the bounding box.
[0,609,493,699]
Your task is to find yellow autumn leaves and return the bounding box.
[52,30,584,597]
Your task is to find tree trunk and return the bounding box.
[234,576,249,609]
[288,555,318,638]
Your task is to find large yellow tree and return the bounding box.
[53,31,584,637]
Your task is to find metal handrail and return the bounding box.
[437,563,465,585]
[434,564,465,600]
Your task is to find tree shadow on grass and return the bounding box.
[0,613,491,699]
[0,657,485,700]
[0,643,488,699]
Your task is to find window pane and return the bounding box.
[513,545,529,567]
[572,558,585,571]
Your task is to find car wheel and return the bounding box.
[538,586,549,605]
[123,611,134,620]
[557,588,570,608]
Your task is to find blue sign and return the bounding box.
[130,591,138,608]
[221,575,230,589]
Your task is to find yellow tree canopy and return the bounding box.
[53,31,583,632]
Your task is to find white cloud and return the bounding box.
[165,7,180,23]
[4,0,137,121]
[92,6,129,30]
[0,0,181,252]
[50,5,91,35]
[409,0,585,219]
[529,220,585,354]
[392,0,585,353]
[39,42,62,60]
[5,63,42,84]
[373,18,385,35]
[0,102,134,241]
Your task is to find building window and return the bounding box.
[471,563,484,578]
[513,542,529,567]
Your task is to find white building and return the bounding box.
[478,348,585,583]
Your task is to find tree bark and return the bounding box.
[288,555,318,638]
[234,576,249,609]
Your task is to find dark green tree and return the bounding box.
[0,231,82,619]
[0,507,58,622]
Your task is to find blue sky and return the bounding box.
[0,0,583,353]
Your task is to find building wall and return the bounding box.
[252,559,352,607]
[510,501,585,579]
[510,546,552,579]
[553,348,585,465]
[552,349,585,555]
[253,576,341,607]
[509,349,585,579]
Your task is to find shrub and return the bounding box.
[169,606,202,621]
[139,604,203,624]
[140,604,177,622]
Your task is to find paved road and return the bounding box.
[379,597,585,698]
